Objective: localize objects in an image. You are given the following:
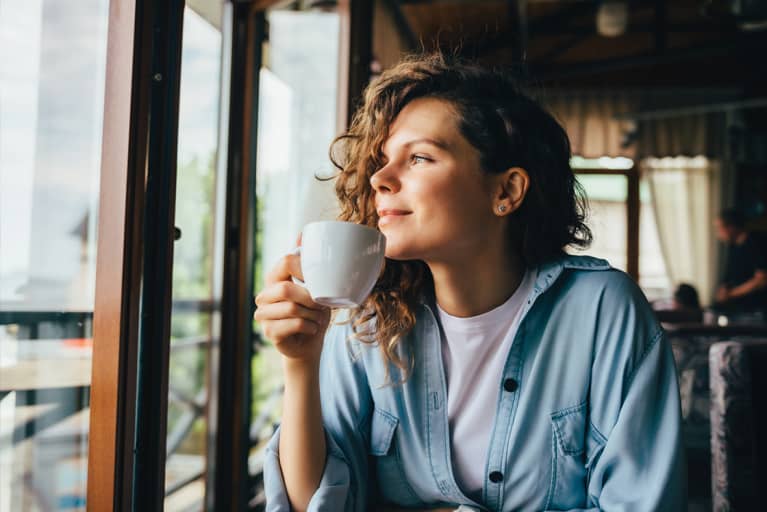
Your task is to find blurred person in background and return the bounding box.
[714,208,767,315]
[674,283,701,311]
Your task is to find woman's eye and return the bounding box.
[411,154,431,165]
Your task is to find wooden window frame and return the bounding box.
[209,3,263,509]
[87,0,148,508]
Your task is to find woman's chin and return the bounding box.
[384,247,420,262]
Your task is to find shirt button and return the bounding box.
[503,378,518,392]
[489,471,503,483]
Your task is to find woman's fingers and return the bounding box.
[265,253,304,285]
[254,300,327,324]
[261,317,320,340]
[254,248,331,349]
[255,280,319,310]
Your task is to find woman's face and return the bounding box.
[371,97,502,263]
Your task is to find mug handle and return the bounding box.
[289,246,306,287]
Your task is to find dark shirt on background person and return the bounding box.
[714,209,767,313]
[721,234,767,310]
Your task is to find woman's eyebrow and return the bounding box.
[404,137,450,150]
[382,137,451,157]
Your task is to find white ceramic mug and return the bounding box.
[296,221,386,308]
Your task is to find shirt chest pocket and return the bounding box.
[369,408,424,507]
[546,402,603,510]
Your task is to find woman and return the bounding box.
[255,54,685,512]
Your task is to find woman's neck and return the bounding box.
[428,248,526,318]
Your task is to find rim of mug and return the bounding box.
[303,220,383,237]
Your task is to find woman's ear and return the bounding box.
[494,167,529,216]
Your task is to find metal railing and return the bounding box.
[0,299,282,508]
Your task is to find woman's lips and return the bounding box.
[377,209,411,225]
[378,209,410,217]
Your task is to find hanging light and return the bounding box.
[596,1,629,37]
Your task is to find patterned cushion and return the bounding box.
[709,340,767,510]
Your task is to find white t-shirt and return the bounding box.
[437,268,537,499]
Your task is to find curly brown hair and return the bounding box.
[328,52,591,383]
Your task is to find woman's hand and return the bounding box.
[715,285,731,303]
[254,252,331,366]
[258,251,331,511]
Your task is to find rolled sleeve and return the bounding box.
[263,321,374,512]
[264,426,356,512]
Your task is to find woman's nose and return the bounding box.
[370,163,400,194]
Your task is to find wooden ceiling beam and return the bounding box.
[458,1,597,58]
[529,22,739,35]
[527,0,597,33]
[534,33,588,64]
[455,19,744,61]
[535,32,767,81]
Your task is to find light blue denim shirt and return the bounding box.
[264,255,686,511]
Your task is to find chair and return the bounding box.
[708,340,767,510]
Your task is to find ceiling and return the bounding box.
[375,0,767,90]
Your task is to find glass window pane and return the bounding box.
[164,4,224,510]
[250,6,341,507]
[571,174,629,271]
[0,1,109,509]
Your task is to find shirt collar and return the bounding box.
[417,254,611,309]
[535,254,611,294]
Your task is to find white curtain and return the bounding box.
[540,89,734,160]
[642,157,723,305]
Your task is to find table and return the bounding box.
[662,322,767,338]
[0,339,92,445]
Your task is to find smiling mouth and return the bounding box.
[377,209,411,218]
[377,210,411,226]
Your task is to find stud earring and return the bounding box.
[498,205,507,213]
